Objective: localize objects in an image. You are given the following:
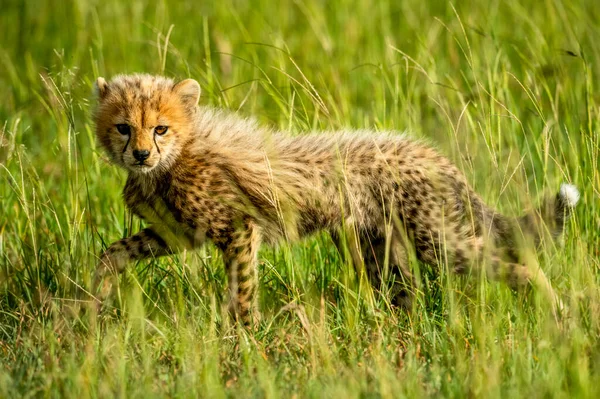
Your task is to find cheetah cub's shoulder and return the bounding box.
[93,74,579,326]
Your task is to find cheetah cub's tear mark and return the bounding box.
[92,74,580,326]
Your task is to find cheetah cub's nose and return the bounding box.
[133,149,150,162]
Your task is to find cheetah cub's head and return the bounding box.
[94,74,200,174]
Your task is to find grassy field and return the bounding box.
[1,0,599,397]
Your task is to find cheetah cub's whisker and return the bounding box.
[92,74,579,326]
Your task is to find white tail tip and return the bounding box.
[559,183,580,207]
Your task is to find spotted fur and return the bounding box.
[93,74,579,326]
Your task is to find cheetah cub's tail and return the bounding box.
[519,183,580,244]
[557,183,581,218]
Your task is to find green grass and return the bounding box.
[1,0,599,397]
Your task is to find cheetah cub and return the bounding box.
[93,74,579,326]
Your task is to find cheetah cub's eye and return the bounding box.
[154,126,168,135]
[116,124,131,135]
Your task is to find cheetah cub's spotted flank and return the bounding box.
[93,74,579,326]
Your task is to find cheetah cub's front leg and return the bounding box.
[93,227,170,309]
[221,220,262,328]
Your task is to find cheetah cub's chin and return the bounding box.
[92,74,580,327]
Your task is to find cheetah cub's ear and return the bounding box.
[173,78,201,106]
[95,77,108,99]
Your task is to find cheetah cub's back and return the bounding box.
[92,74,579,326]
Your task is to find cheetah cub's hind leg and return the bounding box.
[333,223,417,310]
[361,230,417,310]
[487,253,565,319]
[222,219,262,329]
[452,234,564,319]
